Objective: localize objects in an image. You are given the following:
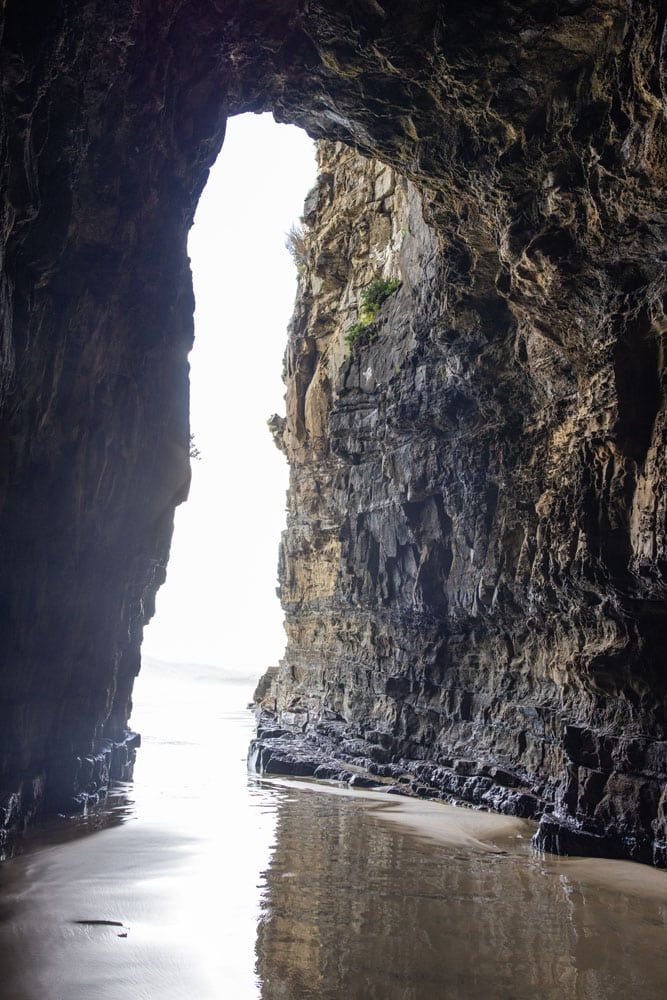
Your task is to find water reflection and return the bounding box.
[0,659,665,999]
[256,784,667,1000]
[0,661,275,1000]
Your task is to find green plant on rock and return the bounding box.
[361,277,400,313]
[345,319,376,352]
[345,276,400,354]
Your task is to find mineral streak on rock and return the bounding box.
[0,2,666,859]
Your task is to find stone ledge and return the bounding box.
[250,714,667,869]
[249,715,545,821]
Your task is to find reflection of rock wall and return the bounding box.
[255,790,667,998]
[259,128,667,865]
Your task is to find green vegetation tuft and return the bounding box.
[361,277,400,313]
[345,319,376,351]
[345,276,400,354]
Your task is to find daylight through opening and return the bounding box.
[143,114,316,676]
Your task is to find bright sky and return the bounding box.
[143,113,316,673]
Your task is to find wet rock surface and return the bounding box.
[0,730,138,858]
[250,713,546,819]
[0,2,665,858]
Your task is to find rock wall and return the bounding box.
[0,1,665,860]
[257,130,667,865]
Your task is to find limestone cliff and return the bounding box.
[0,1,665,863]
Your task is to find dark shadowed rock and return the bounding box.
[0,2,666,863]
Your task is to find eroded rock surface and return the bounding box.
[0,2,665,859]
[254,125,667,865]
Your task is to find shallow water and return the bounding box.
[0,659,665,999]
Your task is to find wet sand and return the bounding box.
[257,781,667,999]
[267,774,667,902]
[0,663,271,1000]
[0,660,665,999]
[265,776,534,851]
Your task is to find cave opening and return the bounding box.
[141,113,315,676]
[1,1,667,994]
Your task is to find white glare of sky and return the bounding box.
[143,113,317,674]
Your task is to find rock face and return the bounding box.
[253,134,667,866]
[0,2,665,861]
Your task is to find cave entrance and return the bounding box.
[141,113,316,675]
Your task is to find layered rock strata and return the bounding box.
[253,133,667,866]
[0,2,665,859]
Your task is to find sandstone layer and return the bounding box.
[0,2,665,861]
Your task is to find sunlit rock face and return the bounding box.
[1,2,666,860]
